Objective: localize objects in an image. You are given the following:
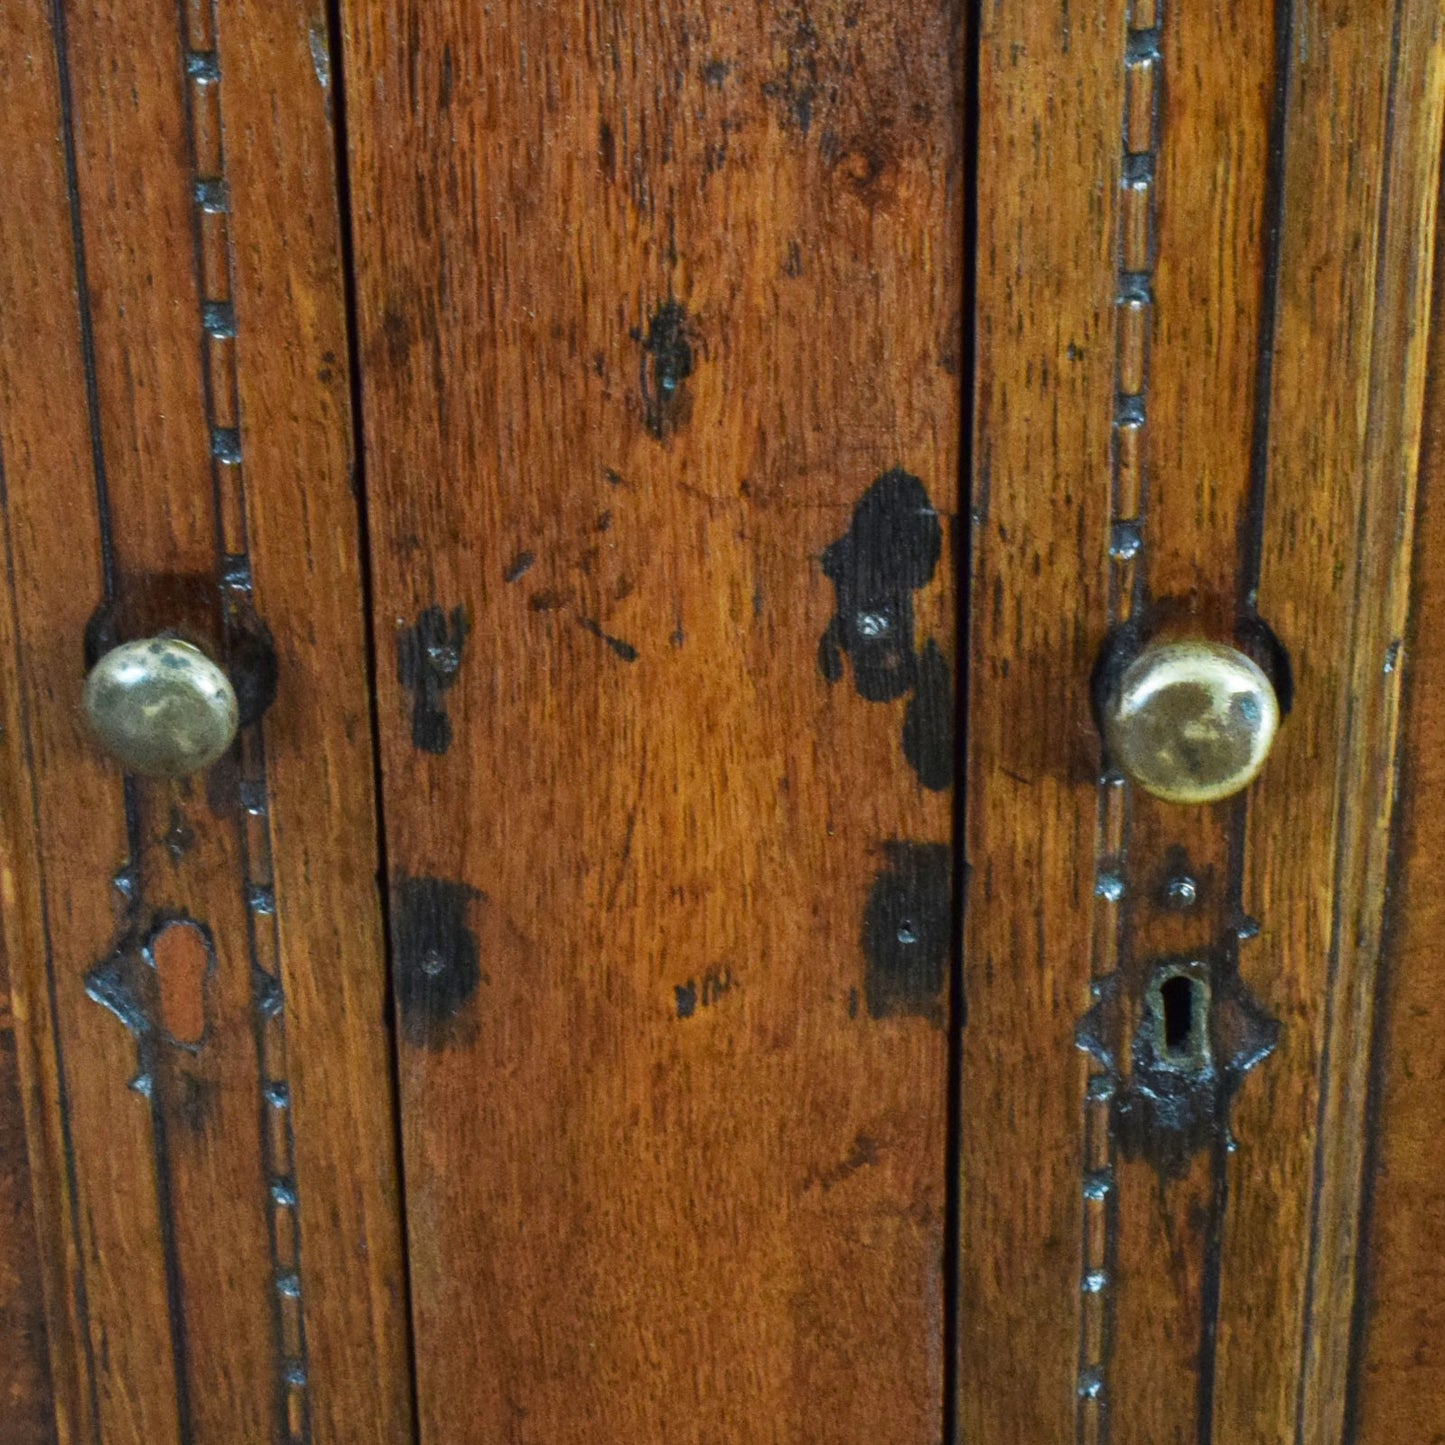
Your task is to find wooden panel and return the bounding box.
[1351,79,1445,1440]
[0,1,409,1439]
[965,1,1445,1440]
[344,0,962,1438]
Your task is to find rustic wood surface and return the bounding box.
[1219,8,1444,1441]
[964,1,1445,1441]
[961,3,1122,1437]
[4,0,1445,1439]
[343,0,963,1438]
[0,1,409,1440]
[1351,70,1445,1439]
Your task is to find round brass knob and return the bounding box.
[1101,639,1280,804]
[83,637,239,778]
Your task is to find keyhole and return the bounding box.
[1153,968,1210,1069]
[1160,975,1195,1053]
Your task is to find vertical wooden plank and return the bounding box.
[962,4,1122,1439]
[1217,5,1445,1438]
[0,0,408,1438]
[345,0,962,1438]
[1352,96,1445,1438]
[1106,5,1280,1439]
[216,2,413,1437]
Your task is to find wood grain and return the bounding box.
[1218,7,1445,1439]
[965,1,1445,1440]
[0,1,409,1438]
[1351,44,1445,1439]
[343,0,963,1438]
[961,4,1122,1437]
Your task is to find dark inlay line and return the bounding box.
[321,0,424,1430]
[1239,0,1295,610]
[48,0,116,600]
[1200,789,1253,1445]
[943,0,980,1436]
[1206,0,1294,1432]
[148,1067,196,1443]
[1195,1111,1231,1445]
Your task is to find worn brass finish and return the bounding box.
[83,637,239,778]
[1103,639,1279,805]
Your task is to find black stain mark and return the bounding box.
[393,877,484,1049]
[861,842,951,1025]
[638,300,694,440]
[762,5,820,133]
[783,240,804,277]
[579,617,639,663]
[503,550,535,583]
[397,605,468,754]
[902,638,954,792]
[674,966,734,1019]
[820,469,952,790]
[702,58,730,88]
[1080,948,1280,1182]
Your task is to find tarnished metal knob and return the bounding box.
[83,637,238,778]
[1102,639,1280,805]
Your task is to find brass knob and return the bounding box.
[83,637,239,778]
[1101,639,1280,804]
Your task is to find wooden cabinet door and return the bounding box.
[963,4,1445,1441]
[0,3,409,1439]
[4,2,1445,1442]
